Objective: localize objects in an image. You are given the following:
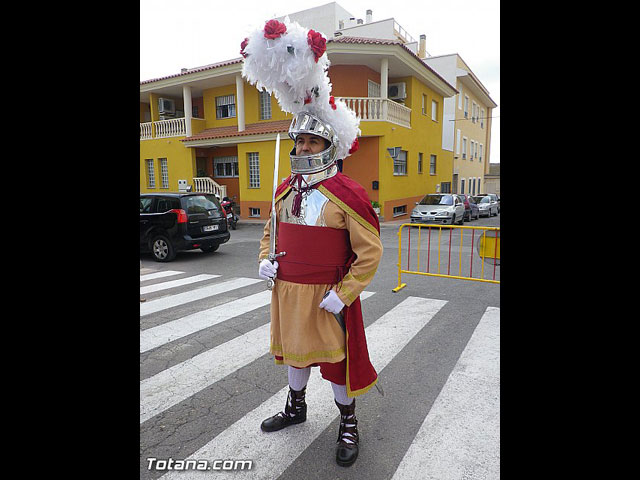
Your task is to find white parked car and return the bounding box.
[472,195,499,217]
[410,194,465,225]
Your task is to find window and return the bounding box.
[159,158,169,189]
[472,102,477,123]
[440,182,451,193]
[393,205,407,217]
[418,152,423,173]
[248,152,260,188]
[458,86,463,109]
[479,144,483,162]
[259,89,271,120]
[430,154,437,175]
[145,159,155,189]
[481,109,485,128]
[472,178,476,195]
[464,96,469,118]
[470,141,475,161]
[214,156,239,178]
[460,178,465,194]
[368,80,381,97]
[393,150,407,175]
[462,138,467,159]
[249,207,261,217]
[431,100,438,121]
[422,94,427,115]
[456,129,461,155]
[216,94,236,118]
[140,197,153,213]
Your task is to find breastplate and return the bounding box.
[281,187,330,226]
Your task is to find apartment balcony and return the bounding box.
[139,98,410,141]
[339,97,411,128]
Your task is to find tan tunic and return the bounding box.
[258,192,383,368]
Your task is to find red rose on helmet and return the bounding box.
[264,19,287,39]
[329,96,337,110]
[240,38,249,58]
[307,29,326,62]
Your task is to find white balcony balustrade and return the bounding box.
[337,97,411,128]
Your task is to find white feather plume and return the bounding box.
[241,17,360,159]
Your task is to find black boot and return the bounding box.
[335,399,359,467]
[260,386,307,432]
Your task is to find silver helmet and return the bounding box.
[288,111,339,174]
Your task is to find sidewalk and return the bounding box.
[238,217,408,228]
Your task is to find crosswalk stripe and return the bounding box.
[391,306,500,480]
[140,274,221,295]
[157,296,447,480]
[140,290,272,353]
[140,291,376,425]
[140,271,184,282]
[140,278,263,317]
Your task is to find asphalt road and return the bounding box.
[140,213,500,480]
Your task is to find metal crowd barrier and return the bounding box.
[392,223,500,291]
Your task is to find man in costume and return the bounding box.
[241,18,383,467]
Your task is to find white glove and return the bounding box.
[259,259,279,280]
[319,290,345,314]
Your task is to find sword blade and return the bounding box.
[269,133,281,258]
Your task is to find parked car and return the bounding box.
[410,194,465,225]
[472,195,499,217]
[140,192,231,262]
[457,194,480,221]
[475,193,500,213]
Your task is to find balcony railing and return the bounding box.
[338,97,411,128]
[140,99,411,140]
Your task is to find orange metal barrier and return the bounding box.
[392,223,500,292]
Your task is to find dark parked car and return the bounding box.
[457,194,480,221]
[140,192,230,262]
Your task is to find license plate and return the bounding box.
[226,213,233,219]
[203,224,218,232]
[425,216,435,220]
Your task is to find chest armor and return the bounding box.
[279,165,337,226]
[280,187,330,226]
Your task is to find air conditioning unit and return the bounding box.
[388,82,407,100]
[158,97,175,115]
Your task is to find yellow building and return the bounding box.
[423,53,497,196]
[140,37,457,222]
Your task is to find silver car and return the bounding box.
[472,195,499,217]
[411,194,465,225]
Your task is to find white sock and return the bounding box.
[331,381,354,406]
[288,366,311,391]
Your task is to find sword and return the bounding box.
[267,133,286,290]
[321,290,384,396]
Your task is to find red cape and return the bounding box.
[273,172,380,396]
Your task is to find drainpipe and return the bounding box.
[235,74,245,132]
[182,85,192,137]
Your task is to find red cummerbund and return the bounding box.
[276,222,354,285]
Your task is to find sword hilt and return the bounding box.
[266,252,286,290]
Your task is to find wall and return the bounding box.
[140,137,195,193]
[237,137,294,220]
[341,136,378,203]
[328,65,380,97]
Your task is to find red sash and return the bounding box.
[276,222,355,285]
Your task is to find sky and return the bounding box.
[140,0,499,163]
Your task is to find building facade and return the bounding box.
[423,53,497,196]
[140,3,499,221]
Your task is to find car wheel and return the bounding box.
[200,244,219,253]
[151,234,176,262]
